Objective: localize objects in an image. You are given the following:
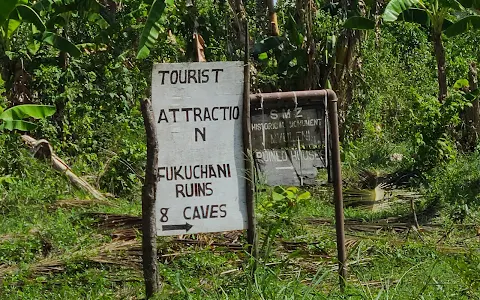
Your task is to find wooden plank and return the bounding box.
[151,62,248,236]
[255,149,325,186]
[251,105,326,186]
[251,107,325,149]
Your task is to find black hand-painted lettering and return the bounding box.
[201,69,209,83]
[158,70,169,84]
[169,108,180,122]
[219,204,227,218]
[183,207,191,220]
[159,208,169,222]
[212,68,223,82]
[195,127,206,142]
[182,107,193,121]
[170,70,179,84]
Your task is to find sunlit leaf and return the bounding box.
[285,191,295,199]
[27,24,41,55]
[297,191,311,200]
[1,120,37,131]
[383,0,421,22]
[137,0,167,59]
[6,17,21,38]
[258,52,268,60]
[286,187,299,193]
[454,78,469,89]
[0,104,56,121]
[272,191,285,201]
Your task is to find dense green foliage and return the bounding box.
[1,0,480,298]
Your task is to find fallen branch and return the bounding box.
[20,135,106,201]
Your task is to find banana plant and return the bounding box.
[0,104,55,132]
[1,0,83,105]
[0,0,81,56]
[344,0,480,103]
[136,0,174,59]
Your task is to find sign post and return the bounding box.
[151,62,248,236]
[140,98,160,298]
[251,104,328,186]
[249,90,346,290]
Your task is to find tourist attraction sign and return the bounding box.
[151,62,248,236]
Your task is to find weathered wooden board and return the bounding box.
[151,62,247,236]
[251,105,327,186]
[255,149,325,186]
[251,107,325,149]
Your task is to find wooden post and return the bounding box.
[243,19,258,263]
[141,98,160,298]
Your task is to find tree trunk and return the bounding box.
[331,28,361,141]
[266,0,279,36]
[374,0,384,48]
[464,62,479,150]
[469,62,478,127]
[228,0,248,49]
[141,99,160,298]
[328,0,364,141]
[433,31,447,102]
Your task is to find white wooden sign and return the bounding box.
[151,61,247,236]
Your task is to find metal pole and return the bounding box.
[327,95,347,291]
[243,19,258,264]
[248,89,346,289]
[250,89,335,102]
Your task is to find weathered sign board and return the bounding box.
[251,105,327,186]
[151,61,248,236]
[255,149,325,186]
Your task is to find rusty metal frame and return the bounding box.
[249,89,346,290]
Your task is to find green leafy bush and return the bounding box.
[258,186,311,220]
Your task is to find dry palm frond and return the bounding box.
[111,228,138,241]
[52,198,113,209]
[344,181,422,212]
[345,238,359,251]
[0,234,15,243]
[84,213,245,248]
[356,279,400,287]
[0,264,19,278]
[84,213,142,230]
[30,258,65,274]
[280,240,329,256]
[304,217,442,233]
[173,239,244,251]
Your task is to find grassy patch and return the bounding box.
[0,146,479,299]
